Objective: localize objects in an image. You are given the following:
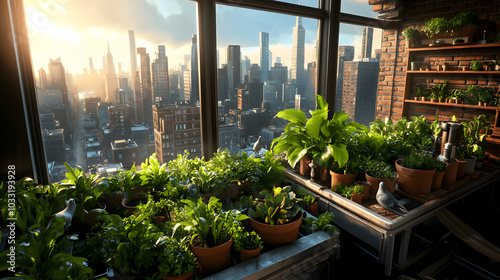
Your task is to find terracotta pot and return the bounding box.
[350,193,362,205]
[249,211,303,247]
[431,171,445,191]
[330,171,357,189]
[122,193,147,212]
[456,159,466,180]
[464,156,477,174]
[240,248,261,262]
[190,238,233,275]
[431,98,438,102]
[299,155,312,176]
[442,160,458,186]
[319,166,330,183]
[420,97,427,101]
[304,201,318,216]
[161,271,194,280]
[83,202,106,227]
[395,159,436,195]
[365,173,399,196]
[361,182,371,200]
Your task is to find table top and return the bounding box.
[285,168,500,231]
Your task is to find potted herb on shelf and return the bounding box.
[431,81,449,103]
[470,60,483,71]
[248,186,303,247]
[450,88,466,104]
[155,236,197,280]
[233,228,264,262]
[415,87,429,101]
[179,197,248,274]
[296,187,319,216]
[335,183,363,205]
[395,151,437,195]
[448,11,479,39]
[364,159,399,196]
[330,155,362,189]
[432,160,447,190]
[422,17,448,40]
[302,212,339,236]
[403,27,422,48]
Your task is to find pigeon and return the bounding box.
[376,182,408,217]
[53,198,77,232]
[253,136,262,154]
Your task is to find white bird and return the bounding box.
[53,198,77,232]
[253,136,262,155]
[376,182,408,216]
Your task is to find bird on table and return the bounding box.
[376,182,408,217]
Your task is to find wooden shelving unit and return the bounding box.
[403,42,500,135]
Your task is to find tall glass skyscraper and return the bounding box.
[260,32,269,82]
[291,17,305,86]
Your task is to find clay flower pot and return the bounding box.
[304,201,318,216]
[99,192,124,211]
[161,271,194,280]
[330,171,357,189]
[395,159,436,195]
[350,193,363,205]
[431,171,445,191]
[299,155,312,176]
[240,248,261,262]
[121,193,147,212]
[190,238,233,275]
[464,156,477,174]
[249,211,303,247]
[365,173,399,196]
[442,160,458,186]
[456,159,466,180]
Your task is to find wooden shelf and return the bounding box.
[408,43,500,52]
[404,99,500,110]
[407,71,500,75]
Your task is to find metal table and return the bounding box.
[285,169,500,276]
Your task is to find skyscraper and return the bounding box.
[105,42,118,104]
[190,34,199,106]
[38,68,47,90]
[291,17,305,86]
[260,32,270,82]
[151,45,170,105]
[137,47,152,126]
[128,30,139,122]
[227,45,241,90]
[362,27,374,59]
[335,46,355,112]
[48,57,68,104]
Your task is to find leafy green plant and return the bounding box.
[272,94,367,170]
[436,160,447,172]
[449,11,478,34]
[400,151,437,170]
[470,60,483,71]
[61,163,107,222]
[422,17,448,38]
[295,187,318,206]
[302,212,339,236]
[249,186,301,225]
[365,160,397,179]
[250,151,286,192]
[403,27,421,41]
[233,228,263,251]
[450,88,467,100]
[330,154,363,175]
[334,183,363,199]
[191,165,227,195]
[136,196,174,220]
[179,196,248,247]
[462,114,490,157]
[431,80,449,100]
[139,153,170,193]
[156,235,196,278]
[166,151,204,183]
[117,164,142,195]
[0,215,93,279]
[415,87,429,98]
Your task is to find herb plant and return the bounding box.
[233,228,263,251]
[302,212,339,236]
[400,152,437,170]
[403,27,421,41]
[156,236,196,278]
[249,186,301,225]
[365,160,397,179]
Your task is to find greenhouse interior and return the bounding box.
[1,0,500,279]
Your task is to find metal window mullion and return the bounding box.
[215,0,326,19]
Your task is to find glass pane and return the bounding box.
[275,0,319,8]
[335,23,383,126]
[24,0,199,182]
[341,0,379,19]
[216,5,318,153]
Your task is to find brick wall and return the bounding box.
[375,0,500,125]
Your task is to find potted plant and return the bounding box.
[364,159,399,197]
[403,27,422,48]
[302,212,339,236]
[233,228,264,262]
[395,151,437,195]
[470,60,483,71]
[334,183,363,205]
[432,160,447,190]
[422,17,448,40]
[462,114,490,173]
[179,196,248,274]
[100,176,125,212]
[330,155,362,189]
[415,87,429,101]
[431,81,449,103]
[61,163,107,226]
[450,88,466,104]
[483,61,494,71]
[139,153,170,196]
[136,197,173,223]
[448,11,479,39]
[295,187,319,216]
[272,95,367,179]
[248,186,303,247]
[155,236,197,280]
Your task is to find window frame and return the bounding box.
[5,0,391,184]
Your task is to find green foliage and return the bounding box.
[415,87,430,98]
[436,160,447,172]
[400,151,437,170]
[422,17,449,38]
[302,212,339,236]
[430,80,449,99]
[156,236,197,277]
[461,114,490,157]
[136,196,174,220]
[179,197,248,247]
[140,153,170,193]
[295,187,318,206]
[0,215,93,279]
[365,160,397,179]
[403,27,421,41]
[166,152,204,183]
[470,61,483,71]
[61,163,107,222]
[449,11,479,34]
[334,183,362,199]
[248,186,301,225]
[330,154,363,175]
[450,88,467,100]
[272,95,367,169]
[102,214,161,276]
[251,151,286,192]
[191,165,227,195]
[233,228,263,251]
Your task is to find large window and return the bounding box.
[215,4,319,152]
[24,0,201,182]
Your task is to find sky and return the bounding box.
[24,0,382,77]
